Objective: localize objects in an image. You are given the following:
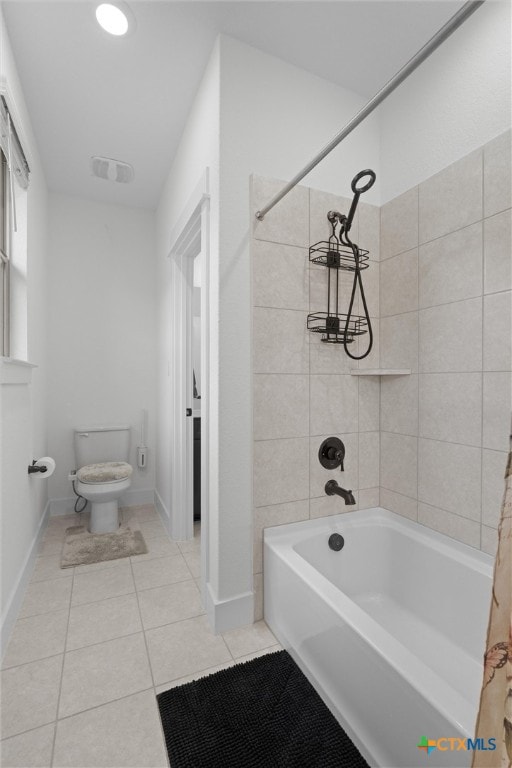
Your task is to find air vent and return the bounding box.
[90,156,134,184]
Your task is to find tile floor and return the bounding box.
[0,505,281,767]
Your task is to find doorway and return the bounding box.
[168,170,210,601]
[192,252,202,528]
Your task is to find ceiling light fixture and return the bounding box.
[95,3,132,36]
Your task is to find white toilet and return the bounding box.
[74,425,133,534]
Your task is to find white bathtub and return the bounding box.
[263,508,493,768]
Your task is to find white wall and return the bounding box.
[220,35,381,205]
[47,194,156,512]
[0,7,49,650]
[214,35,381,613]
[379,0,511,202]
[154,34,380,629]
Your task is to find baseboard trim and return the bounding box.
[122,488,155,507]
[154,489,171,536]
[49,488,155,517]
[0,499,50,660]
[206,583,254,634]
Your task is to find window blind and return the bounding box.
[0,97,29,190]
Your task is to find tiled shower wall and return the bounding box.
[379,130,511,556]
[252,130,511,619]
[251,176,381,620]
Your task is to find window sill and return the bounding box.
[0,357,38,385]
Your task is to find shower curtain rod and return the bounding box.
[255,0,485,221]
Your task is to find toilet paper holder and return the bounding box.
[28,460,48,474]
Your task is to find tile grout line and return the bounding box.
[53,687,157,729]
[379,204,511,264]
[49,564,75,767]
[32,557,144,581]
[128,557,159,709]
[45,521,185,720]
[1,647,67,673]
[0,604,70,641]
[379,203,383,507]
[64,624,186,657]
[2,684,203,757]
[219,633,236,663]
[58,687,155,724]
[156,654,240,693]
[480,149,485,550]
[380,292,493,320]
[4,508,260,762]
[416,179,420,522]
[380,485,484,527]
[141,608,206,634]
[308,187,311,522]
[383,368,512,376]
[0,720,58,747]
[406,288,511,316]
[6,515,79,759]
[381,429,483,450]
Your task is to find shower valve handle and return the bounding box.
[319,437,345,472]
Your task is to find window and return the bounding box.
[0,96,30,358]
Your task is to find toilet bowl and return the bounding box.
[74,426,133,534]
[75,462,132,534]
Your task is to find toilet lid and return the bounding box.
[77,461,133,484]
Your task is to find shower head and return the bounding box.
[345,169,376,231]
[325,169,376,238]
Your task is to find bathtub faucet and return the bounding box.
[325,479,356,505]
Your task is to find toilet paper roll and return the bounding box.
[33,457,56,478]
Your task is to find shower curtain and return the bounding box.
[472,452,512,768]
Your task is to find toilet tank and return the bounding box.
[74,425,131,468]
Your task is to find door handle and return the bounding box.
[186,408,192,416]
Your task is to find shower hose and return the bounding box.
[343,237,373,360]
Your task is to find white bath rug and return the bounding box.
[60,525,148,568]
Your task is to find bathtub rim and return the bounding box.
[263,506,493,737]
[265,506,492,576]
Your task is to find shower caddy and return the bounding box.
[307,169,375,360]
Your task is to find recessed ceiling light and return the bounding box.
[95,3,131,36]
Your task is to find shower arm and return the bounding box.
[255,0,485,221]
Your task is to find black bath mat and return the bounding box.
[157,649,369,768]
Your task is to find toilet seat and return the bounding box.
[77,461,133,485]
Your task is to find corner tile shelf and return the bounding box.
[350,369,411,376]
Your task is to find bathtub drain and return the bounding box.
[328,533,345,551]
